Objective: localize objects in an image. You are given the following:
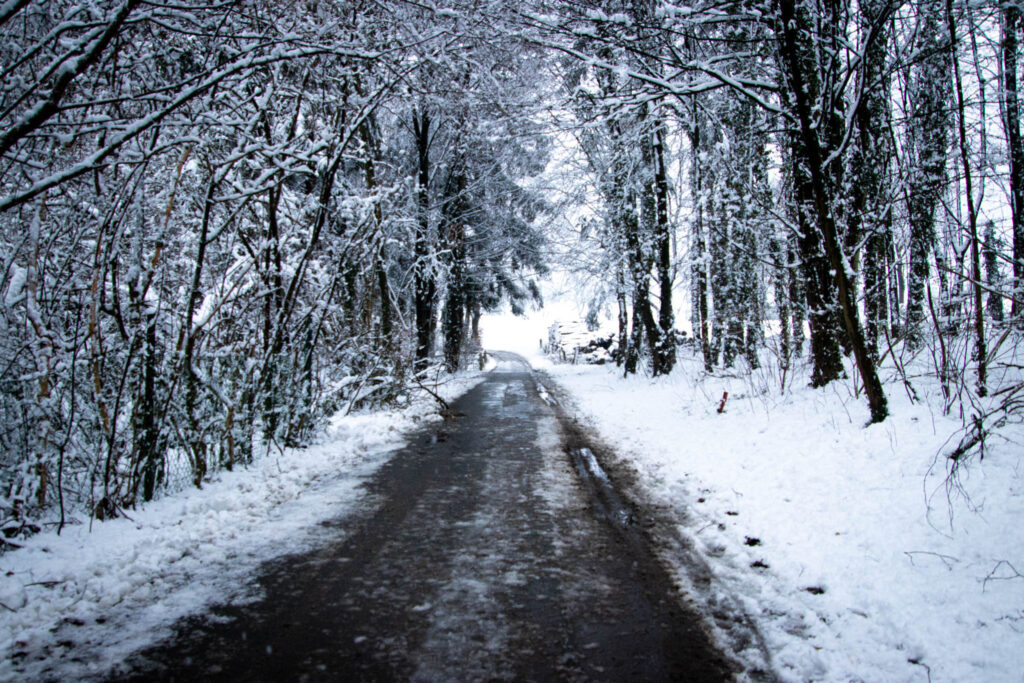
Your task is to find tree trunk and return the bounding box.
[906,4,952,346]
[442,158,468,374]
[788,237,806,357]
[709,188,736,368]
[984,221,1005,322]
[139,310,160,501]
[359,118,394,350]
[637,105,668,376]
[413,108,436,368]
[688,112,714,371]
[947,0,987,396]
[616,265,629,367]
[181,179,215,483]
[851,0,893,361]
[770,235,792,372]
[792,154,843,386]
[776,0,889,422]
[653,117,676,373]
[1003,4,1024,320]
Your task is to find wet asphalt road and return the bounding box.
[109,352,731,681]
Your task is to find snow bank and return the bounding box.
[534,352,1024,682]
[0,370,489,681]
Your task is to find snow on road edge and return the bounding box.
[529,353,1024,683]
[0,369,490,681]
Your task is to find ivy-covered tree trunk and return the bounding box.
[906,3,952,346]
[790,147,843,387]
[985,221,1005,322]
[850,0,894,360]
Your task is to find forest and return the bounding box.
[1,0,1022,543]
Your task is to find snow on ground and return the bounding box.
[482,310,1024,682]
[0,369,490,681]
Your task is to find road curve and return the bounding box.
[109,352,732,681]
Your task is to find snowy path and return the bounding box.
[106,352,731,681]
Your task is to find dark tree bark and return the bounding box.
[359,118,394,348]
[708,185,736,367]
[789,239,806,358]
[138,308,160,501]
[740,223,762,370]
[623,193,656,375]
[688,112,714,372]
[413,108,437,368]
[0,0,143,160]
[601,116,646,376]
[616,265,630,367]
[947,0,987,396]
[443,271,465,372]
[984,221,1005,322]
[790,146,844,387]
[653,118,677,373]
[442,157,468,373]
[1003,4,1024,320]
[775,0,889,422]
[376,262,393,342]
[180,179,216,485]
[769,234,792,372]
[628,105,670,376]
[850,0,894,360]
[774,52,842,384]
[906,3,952,346]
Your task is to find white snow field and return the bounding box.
[483,309,1024,682]
[0,369,491,681]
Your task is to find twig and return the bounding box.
[946,418,983,463]
[982,560,1024,592]
[926,284,950,408]
[411,372,449,412]
[882,325,919,404]
[695,521,716,535]
[904,550,959,569]
[908,658,932,682]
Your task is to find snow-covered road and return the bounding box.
[96,352,731,680]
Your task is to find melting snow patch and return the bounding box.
[580,448,609,484]
[536,383,555,405]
